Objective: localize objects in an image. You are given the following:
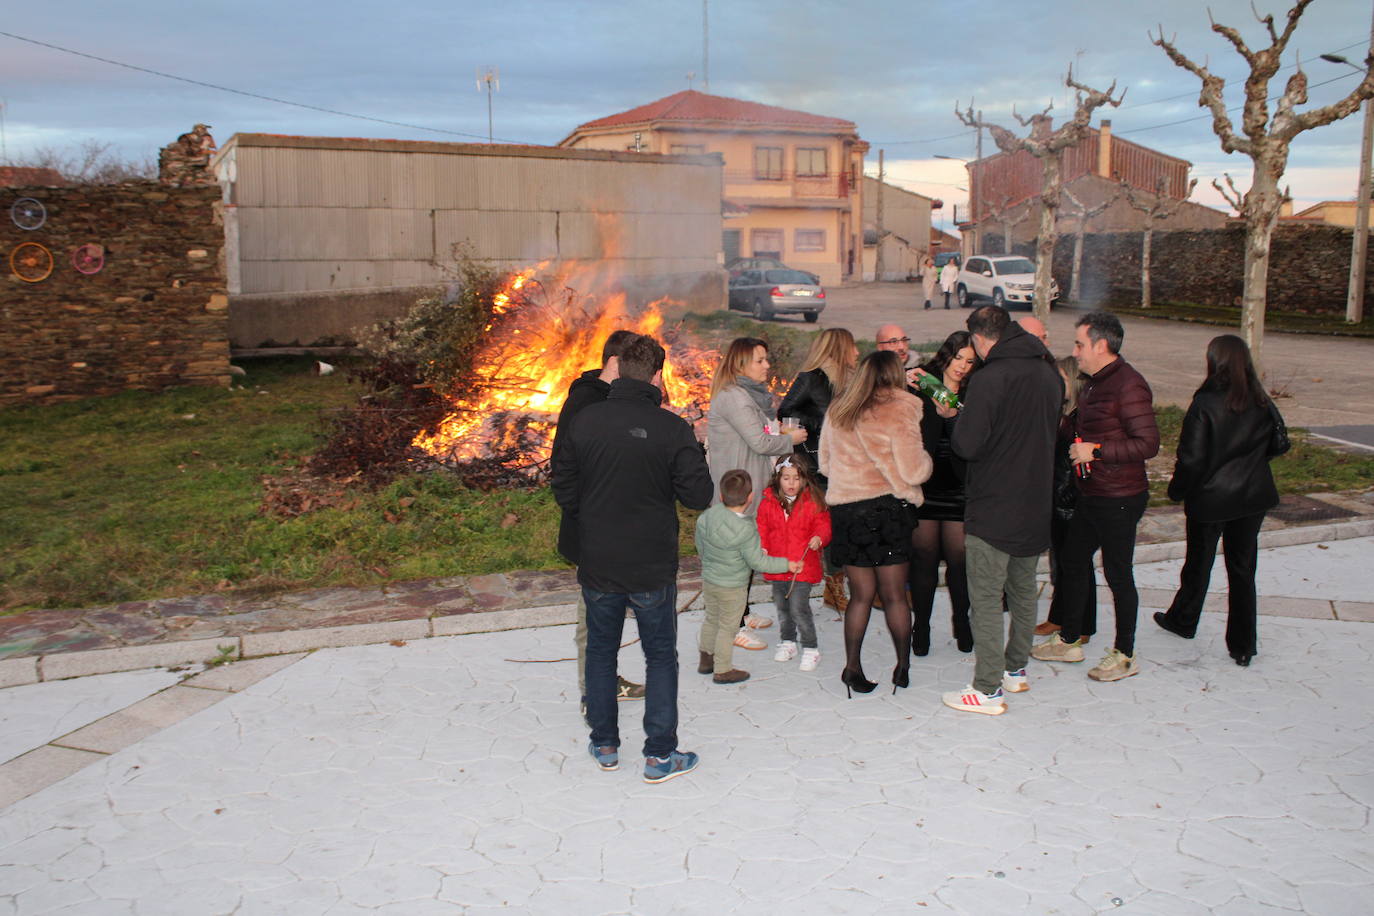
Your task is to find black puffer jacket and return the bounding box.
[778,367,834,466]
[551,369,610,563]
[1167,390,1284,522]
[552,378,714,593]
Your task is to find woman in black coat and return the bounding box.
[1153,334,1289,667]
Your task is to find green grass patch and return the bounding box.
[1097,301,1374,338]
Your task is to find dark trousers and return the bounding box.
[1047,513,1097,636]
[1057,491,1148,656]
[583,584,679,758]
[1162,512,1265,656]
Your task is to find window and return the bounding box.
[796,148,827,177]
[670,144,706,155]
[965,258,986,275]
[795,229,825,252]
[754,147,784,180]
[751,229,783,259]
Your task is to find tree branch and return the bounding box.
[1151,27,1252,155]
[1213,173,1245,211]
[1278,63,1374,140]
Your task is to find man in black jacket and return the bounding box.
[945,306,1063,715]
[551,329,642,711]
[552,335,714,783]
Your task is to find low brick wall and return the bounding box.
[1,182,231,405]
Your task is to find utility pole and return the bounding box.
[1340,10,1374,324]
[702,0,710,92]
[875,150,886,281]
[476,67,499,144]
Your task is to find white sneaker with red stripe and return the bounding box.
[942,685,1007,715]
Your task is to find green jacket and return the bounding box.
[694,503,790,588]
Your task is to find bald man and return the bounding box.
[875,324,913,368]
[1018,316,1048,347]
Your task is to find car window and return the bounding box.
[993,258,1036,275]
[765,270,813,284]
[965,258,985,274]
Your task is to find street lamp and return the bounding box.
[1322,47,1373,324]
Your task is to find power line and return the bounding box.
[0,30,534,145]
[1116,69,1362,135]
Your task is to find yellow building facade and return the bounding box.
[560,91,868,286]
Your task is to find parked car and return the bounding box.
[955,254,1059,309]
[728,268,826,322]
[932,251,960,270]
[726,257,820,285]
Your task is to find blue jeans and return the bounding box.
[583,584,679,759]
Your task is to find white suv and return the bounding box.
[956,255,1059,309]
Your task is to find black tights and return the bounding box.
[909,519,971,653]
[843,563,912,678]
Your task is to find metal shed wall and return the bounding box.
[216,135,725,347]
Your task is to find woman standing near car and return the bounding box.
[707,337,808,642]
[1153,334,1289,667]
[921,255,939,310]
[939,258,959,309]
[820,350,932,695]
[908,331,978,656]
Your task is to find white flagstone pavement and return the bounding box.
[0,539,1371,914]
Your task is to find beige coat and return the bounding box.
[819,389,933,506]
[706,384,794,514]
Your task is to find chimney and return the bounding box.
[1098,120,1112,179]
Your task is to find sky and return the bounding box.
[1,0,1369,228]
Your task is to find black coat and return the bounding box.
[915,387,965,509]
[1167,389,1283,522]
[778,367,834,466]
[551,377,714,593]
[950,324,1063,556]
[551,369,610,563]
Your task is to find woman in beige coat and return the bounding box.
[820,350,932,695]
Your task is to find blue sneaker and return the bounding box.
[643,749,699,784]
[588,742,618,771]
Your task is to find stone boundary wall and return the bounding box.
[986,223,1374,312]
[1,182,231,405]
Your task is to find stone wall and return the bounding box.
[1,182,230,405]
[992,223,1374,312]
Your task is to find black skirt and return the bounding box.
[830,494,918,567]
[916,489,965,523]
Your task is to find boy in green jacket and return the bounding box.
[694,469,801,684]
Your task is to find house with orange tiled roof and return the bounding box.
[0,166,67,188]
[559,90,868,286]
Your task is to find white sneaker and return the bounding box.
[733,628,766,651]
[941,685,1007,716]
[799,648,821,672]
[1087,648,1139,682]
[744,613,773,630]
[1002,669,1029,693]
[773,640,798,662]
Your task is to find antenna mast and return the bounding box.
[476,66,499,144]
[702,0,709,92]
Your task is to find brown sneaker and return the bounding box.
[712,669,751,684]
[698,651,714,675]
[1033,620,1061,636]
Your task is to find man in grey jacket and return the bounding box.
[944,306,1063,715]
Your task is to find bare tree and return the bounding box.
[1121,176,1199,309]
[1060,184,1120,303]
[12,139,155,184]
[982,194,1034,255]
[957,67,1125,322]
[1154,1,1374,365]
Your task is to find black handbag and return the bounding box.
[1266,399,1291,457]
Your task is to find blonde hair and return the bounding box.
[1057,355,1084,416]
[710,337,768,399]
[797,328,856,393]
[827,350,905,430]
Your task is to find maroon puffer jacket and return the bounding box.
[1075,357,1159,498]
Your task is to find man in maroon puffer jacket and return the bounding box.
[1032,311,1159,682]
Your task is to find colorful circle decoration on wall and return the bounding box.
[10,242,54,283]
[72,243,106,275]
[10,197,47,231]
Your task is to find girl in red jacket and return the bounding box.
[757,455,832,671]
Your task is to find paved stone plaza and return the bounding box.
[1,538,1370,914]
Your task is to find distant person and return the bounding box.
[706,337,807,647]
[1018,315,1049,348]
[820,350,932,697]
[1032,311,1159,683]
[940,258,960,309]
[694,469,799,685]
[550,329,646,718]
[944,307,1062,715]
[875,324,913,368]
[921,255,939,310]
[909,331,978,656]
[757,455,832,672]
[1154,334,1290,667]
[552,335,714,783]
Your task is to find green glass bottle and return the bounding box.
[914,371,961,410]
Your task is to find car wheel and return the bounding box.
[956,285,970,308]
[992,288,1005,309]
[752,297,773,321]
[802,310,819,323]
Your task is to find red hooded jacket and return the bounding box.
[756,488,832,584]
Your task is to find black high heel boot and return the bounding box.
[841,668,877,697]
[891,665,910,694]
[952,610,974,654]
[910,627,930,658]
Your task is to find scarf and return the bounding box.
[736,375,775,418]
